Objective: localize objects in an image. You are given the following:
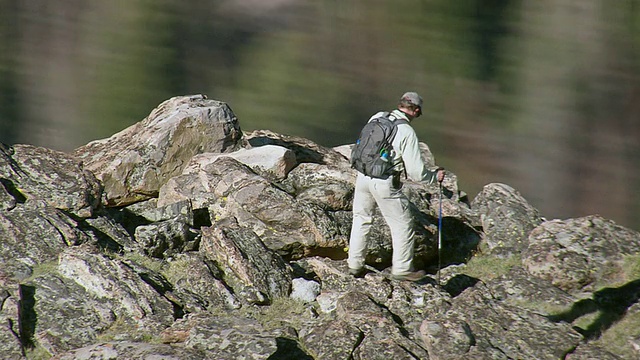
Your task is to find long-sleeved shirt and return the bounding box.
[367,109,438,184]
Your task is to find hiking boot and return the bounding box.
[348,267,366,278]
[391,270,426,282]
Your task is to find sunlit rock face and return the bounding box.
[74,94,243,207]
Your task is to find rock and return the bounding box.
[420,319,475,359]
[161,312,308,359]
[290,278,321,303]
[22,272,116,355]
[420,282,583,360]
[1,144,101,218]
[282,162,355,211]
[17,246,179,356]
[160,252,240,313]
[55,341,208,360]
[523,215,640,294]
[83,211,137,251]
[200,219,292,305]
[0,282,23,359]
[184,144,297,182]
[565,344,623,360]
[485,267,577,312]
[127,198,194,226]
[133,215,190,259]
[159,156,337,258]
[299,318,363,359]
[245,129,348,166]
[0,204,91,281]
[471,183,543,253]
[74,95,243,206]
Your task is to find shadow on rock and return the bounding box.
[442,274,481,297]
[548,278,640,340]
[267,337,313,360]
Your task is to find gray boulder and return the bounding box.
[19,246,175,356]
[200,219,292,305]
[1,144,101,218]
[0,280,23,359]
[0,204,91,281]
[74,94,243,206]
[161,252,240,312]
[160,312,308,359]
[419,281,583,360]
[55,341,207,360]
[245,129,347,166]
[159,156,339,258]
[282,162,355,211]
[134,215,191,258]
[471,182,543,253]
[185,144,297,182]
[523,215,640,294]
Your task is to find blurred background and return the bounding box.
[0,0,638,230]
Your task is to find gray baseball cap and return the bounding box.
[400,92,423,108]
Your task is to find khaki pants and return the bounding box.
[348,172,416,276]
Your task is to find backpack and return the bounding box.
[351,112,408,179]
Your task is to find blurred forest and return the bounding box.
[0,0,639,230]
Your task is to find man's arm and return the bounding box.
[396,124,443,183]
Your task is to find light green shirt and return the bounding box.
[369,109,438,184]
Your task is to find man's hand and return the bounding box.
[437,169,445,183]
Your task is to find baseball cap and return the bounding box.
[400,92,423,108]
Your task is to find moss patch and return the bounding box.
[462,253,522,281]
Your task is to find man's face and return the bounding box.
[414,106,422,118]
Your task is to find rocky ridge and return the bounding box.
[1,95,639,359]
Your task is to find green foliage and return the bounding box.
[97,316,157,344]
[24,345,52,360]
[24,261,59,282]
[241,297,310,331]
[462,253,521,280]
[120,251,164,273]
[623,253,640,281]
[593,308,640,359]
[160,256,194,284]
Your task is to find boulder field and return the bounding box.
[1,95,638,359]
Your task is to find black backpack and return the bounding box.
[351,112,407,179]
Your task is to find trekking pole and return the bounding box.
[437,182,443,286]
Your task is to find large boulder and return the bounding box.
[185,145,297,182]
[245,129,348,166]
[419,282,583,360]
[200,219,292,305]
[20,246,176,356]
[1,144,101,218]
[160,312,307,359]
[159,156,341,258]
[160,252,241,312]
[471,183,543,253]
[0,204,91,281]
[523,215,640,294]
[56,342,207,360]
[74,95,243,206]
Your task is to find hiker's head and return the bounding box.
[398,92,423,119]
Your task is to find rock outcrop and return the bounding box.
[1,95,639,359]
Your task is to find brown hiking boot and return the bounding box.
[391,270,426,282]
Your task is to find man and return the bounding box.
[348,91,445,281]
